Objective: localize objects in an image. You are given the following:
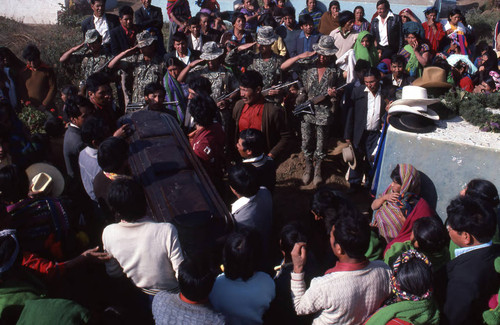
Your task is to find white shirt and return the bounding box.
[94,14,111,44]
[377,11,394,47]
[455,241,492,258]
[364,86,381,131]
[190,34,203,51]
[176,48,192,66]
[231,195,252,213]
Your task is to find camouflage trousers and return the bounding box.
[301,121,328,160]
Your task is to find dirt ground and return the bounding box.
[272,136,374,234]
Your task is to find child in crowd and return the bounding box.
[366,250,440,324]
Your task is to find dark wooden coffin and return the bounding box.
[127,110,233,256]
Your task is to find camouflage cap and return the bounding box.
[257,26,278,45]
[200,41,224,60]
[85,29,101,44]
[312,35,338,56]
[137,30,158,48]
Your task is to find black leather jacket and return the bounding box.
[371,12,403,52]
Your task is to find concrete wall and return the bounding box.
[376,123,500,221]
[0,0,116,24]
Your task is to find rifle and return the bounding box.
[216,88,240,102]
[126,101,179,113]
[292,83,348,116]
[262,80,299,96]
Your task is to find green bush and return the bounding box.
[465,8,500,43]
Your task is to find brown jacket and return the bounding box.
[232,99,291,160]
[19,65,57,108]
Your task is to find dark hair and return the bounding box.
[97,137,129,173]
[86,72,110,94]
[329,1,340,11]
[119,5,134,18]
[364,67,381,80]
[354,59,371,73]
[376,0,390,10]
[107,178,147,222]
[311,188,344,219]
[188,16,201,26]
[90,0,106,4]
[187,76,212,95]
[391,54,406,66]
[413,217,448,253]
[188,94,217,127]
[299,14,314,27]
[81,116,110,147]
[228,164,259,197]
[338,11,354,27]
[282,7,296,18]
[61,85,78,98]
[166,57,185,69]
[172,31,188,44]
[333,212,370,259]
[465,179,499,208]
[240,70,263,90]
[258,13,278,28]
[280,223,307,260]
[424,7,438,15]
[390,165,402,185]
[144,82,166,97]
[64,95,94,119]
[396,256,433,296]
[354,6,365,16]
[44,117,65,137]
[178,257,216,302]
[22,44,40,62]
[305,0,316,5]
[446,196,497,243]
[223,229,262,281]
[448,8,462,20]
[239,128,265,156]
[483,77,497,91]
[232,13,247,25]
[0,165,29,203]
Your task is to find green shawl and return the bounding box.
[402,44,421,77]
[366,299,440,325]
[385,241,450,271]
[353,31,379,67]
[366,230,384,261]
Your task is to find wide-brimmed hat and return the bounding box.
[137,30,157,48]
[85,29,101,44]
[312,35,338,56]
[257,26,278,45]
[200,41,224,60]
[26,163,65,197]
[389,113,436,133]
[342,144,357,170]
[389,86,440,120]
[412,67,452,88]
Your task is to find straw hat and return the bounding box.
[26,163,65,197]
[342,144,357,169]
[412,67,452,88]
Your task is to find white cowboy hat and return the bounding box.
[26,163,65,197]
[389,86,440,120]
[342,144,357,170]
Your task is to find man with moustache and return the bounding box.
[232,70,291,163]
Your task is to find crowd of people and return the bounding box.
[0,0,499,323]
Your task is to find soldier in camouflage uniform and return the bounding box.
[225,26,284,91]
[178,42,239,132]
[108,30,167,105]
[281,35,343,187]
[60,29,112,90]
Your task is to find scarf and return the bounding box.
[163,70,187,124]
[373,164,421,242]
[366,299,440,324]
[401,44,421,77]
[354,31,379,67]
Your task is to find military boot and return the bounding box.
[302,157,313,185]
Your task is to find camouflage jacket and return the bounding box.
[292,57,343,125]
[190,65,239,101]
[121,53,168,103]
[66,47,112,83]
[225,49,284,88]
